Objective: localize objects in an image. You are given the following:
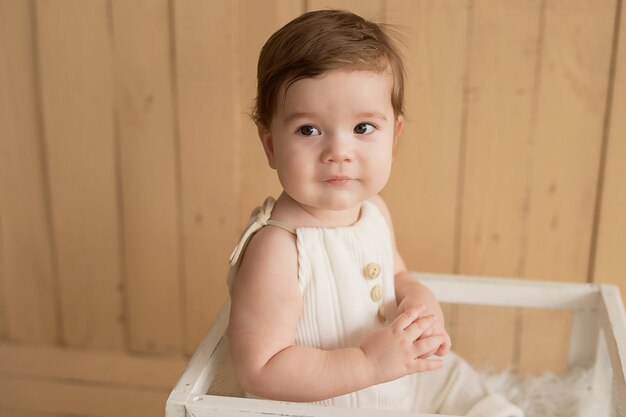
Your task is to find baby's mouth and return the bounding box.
[325,176,352,184]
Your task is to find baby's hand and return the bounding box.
[360,306,445,385]
[397,293,452,357]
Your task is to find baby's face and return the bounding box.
[259,69,402,213]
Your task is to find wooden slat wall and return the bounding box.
[37,0,125,350]
[0,0,624,416]
[113,0,183,355]
[0,0,59,345]
[384,0,467,274]
[173,0,240,355]
[517,0,616,373]
[595,0,626,293]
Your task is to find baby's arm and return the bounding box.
[228,226,444,402]
[369,195,452,357]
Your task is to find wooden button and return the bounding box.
[370,284,383,302]
[378,304,386,322]
[364,262,381,279]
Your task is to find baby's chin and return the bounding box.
[288,191,345,208]
[300,194,370,215]
[294,187,383,210]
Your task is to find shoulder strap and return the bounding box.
[228,197,296,267]
[267,219,296,234]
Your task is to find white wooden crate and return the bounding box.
[166,273,626,417]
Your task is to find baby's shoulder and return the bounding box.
[229,221,301,326]
[235,222,298,286]
[247,223,297,261]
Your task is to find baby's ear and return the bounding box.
[393,115,404,156]
[257,124,276,169]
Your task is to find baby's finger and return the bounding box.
[420,326,436,338]
[404,315,437,340]
[417,348,438,359]
[434,334,452,356]
[392,305,426,332]
[413,334,445,358]
[410,358,444,373]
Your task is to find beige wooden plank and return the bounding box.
[593,0,626,295]
[384,0,468,273]
[0,0,59,343]
[36,0,124,349]
[524,0,614,283]
[519,0,616,372]
[0,374,168,417]
[111,0,183,355]
[0,342,186,390]
[0,2,12,340]
[459,0,541,280]
[307,0,384,21]
[451,305,517,370]
[174,1,243,354]
[0,248,5,339]
[0,409,87,417]
[237,0,302,226]
[457,0,544,371]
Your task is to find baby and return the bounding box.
[227,9,524,417]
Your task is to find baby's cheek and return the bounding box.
[370,157,393,184]
[277,161,310,193]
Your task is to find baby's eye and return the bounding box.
[298,125,321,136]
[354,123,375,135]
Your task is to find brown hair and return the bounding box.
[252,9,405,128]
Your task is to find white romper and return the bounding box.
[228,197,524,417]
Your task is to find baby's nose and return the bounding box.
[320,133,354,163]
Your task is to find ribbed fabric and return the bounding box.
[228,197,524,416]
[293,200,408,410]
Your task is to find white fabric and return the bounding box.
[228,197,524,416]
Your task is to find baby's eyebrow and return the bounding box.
[283,111,317,124]
[356,112,388,122]
[283,111,388,124]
